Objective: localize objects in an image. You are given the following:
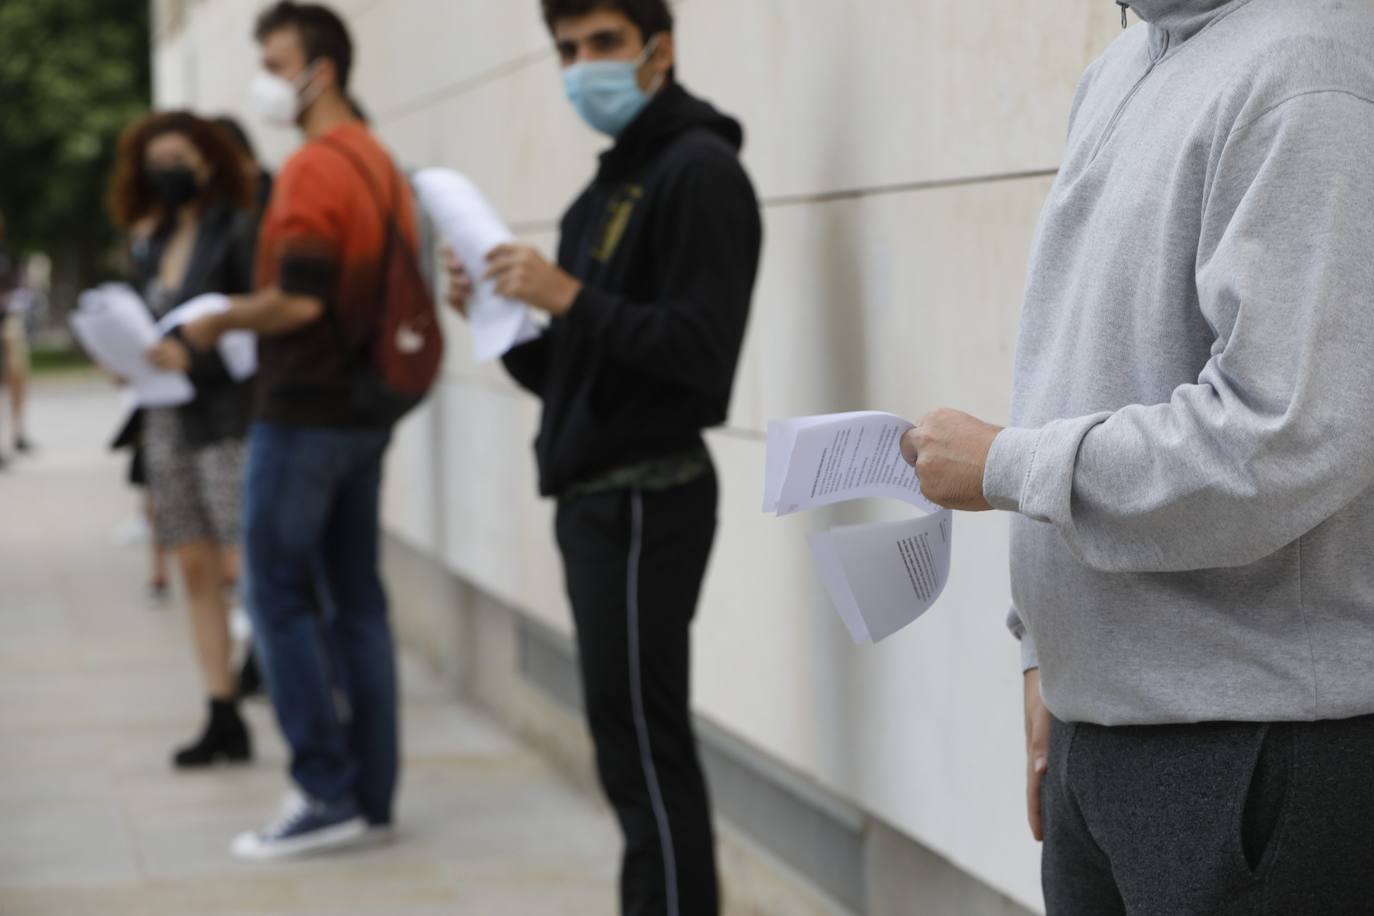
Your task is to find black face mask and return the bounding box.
[146,167,200,209]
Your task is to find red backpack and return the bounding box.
[322,138,443,426]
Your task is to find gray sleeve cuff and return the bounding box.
[1006,605,1040,672]
[1020,629,1040,672]
[985,414,1115,523]
[983,427,1041,513]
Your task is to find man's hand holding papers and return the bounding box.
[900,408,1002,512]
[414,168,542,361]
[484,243,582,318]
[764,411,957,644]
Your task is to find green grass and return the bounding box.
[28,347,94,375]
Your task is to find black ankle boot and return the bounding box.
[173,699,252,768]
[238,646,263,699]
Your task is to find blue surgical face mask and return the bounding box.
[562,37,663,137]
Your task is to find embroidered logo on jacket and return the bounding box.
[592,184,644,264]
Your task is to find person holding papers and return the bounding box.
[444,1,761,912]
[900,1,1374,910]
[108,111,259,770]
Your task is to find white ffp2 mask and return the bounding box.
[247,63,321,127]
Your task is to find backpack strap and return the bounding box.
[312,136,410,352]
[317,136,401,238]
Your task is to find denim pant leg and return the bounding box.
[318,429,397,825]
[243,423,356,806]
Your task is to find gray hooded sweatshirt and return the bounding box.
[985,0,1374,726]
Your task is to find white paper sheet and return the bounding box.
[765,410,954,644]
[764,411,939,516]
[157,293,258,381]
[808,509,954,644]
[411,168,542,362]
[70,284,194,408]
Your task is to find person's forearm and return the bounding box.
[220,288,324,338]
[983,386,1374,574]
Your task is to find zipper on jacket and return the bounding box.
[1086,29,1169,163]
[1118,1,1129,28]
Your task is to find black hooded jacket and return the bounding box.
[502,83,763,497]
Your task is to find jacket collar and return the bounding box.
[1120,0,1243,52]
[147,206,234,302]
[595,83,744,184]
[597,83,687,183]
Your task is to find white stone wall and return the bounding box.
[153,2,1126,909]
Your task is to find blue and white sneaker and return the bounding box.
[231,792,368,861]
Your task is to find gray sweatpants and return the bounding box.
[1042,715,1374,915]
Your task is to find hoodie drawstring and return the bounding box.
[1118,1,1129,28]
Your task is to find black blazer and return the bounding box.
[135,205,259,448]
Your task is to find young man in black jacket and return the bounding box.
[445,2,761,912]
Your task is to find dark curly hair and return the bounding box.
[107,111,252,230]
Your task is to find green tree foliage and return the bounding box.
[0,0,151,292]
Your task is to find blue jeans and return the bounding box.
[243,422,397,824]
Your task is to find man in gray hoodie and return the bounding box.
[900,0,1374,911]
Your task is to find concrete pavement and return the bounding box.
[0,374,622,915]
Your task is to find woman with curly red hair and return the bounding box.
[109,111,260,768]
